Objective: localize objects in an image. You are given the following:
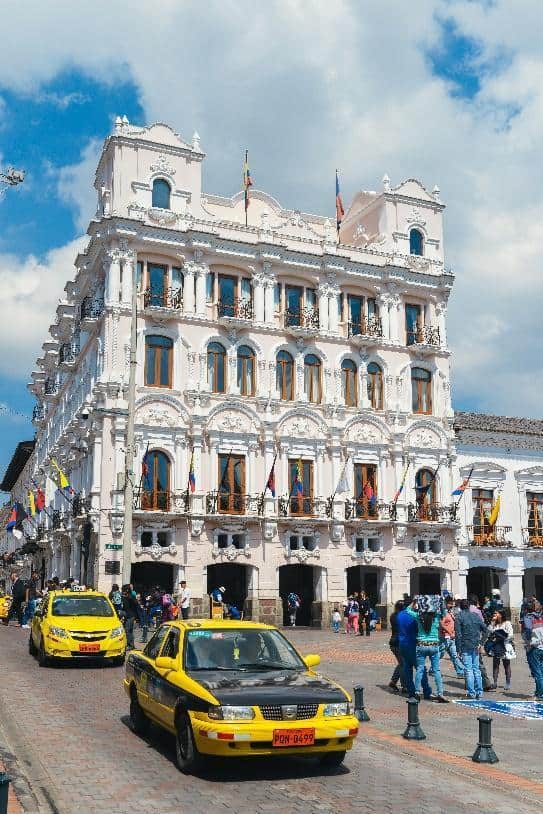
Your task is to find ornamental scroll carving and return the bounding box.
[407,428,440,448]
[136,403,180,428]
[346,423,383,444]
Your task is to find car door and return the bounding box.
[152,626,181,731]
[137,625,170,719]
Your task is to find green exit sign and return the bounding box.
[105,544,123,550]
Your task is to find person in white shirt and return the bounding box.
[178,580,192,620]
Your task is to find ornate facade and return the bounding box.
[8,118,465,624]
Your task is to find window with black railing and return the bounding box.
[218,275,252,320]
[140,450,171,511]
[81,296,104,320]
[288,459,314,516]
[284,284,319,329]
[217,454,246,514]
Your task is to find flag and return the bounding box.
[293,459,304,495]
[335,461,350,495]
[335,170,345,234]
[28,491,36,517]
[488,494,501,528]
[6,504,16,531]
[363,481,377,505]
[243,150,253,213]
[141,448,150,479]
[7,502,27,540]
[51,459,72,493]
[188,450,196,494]
[393,462,410,504]
[36,487,45,514]
[452,467,474,497]
[265,455,277,497]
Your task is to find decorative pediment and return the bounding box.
[207,408,257,435]
[345,421,384,445]
[135,400,184,429]
[406,426,442,449]
[278,412,326,439]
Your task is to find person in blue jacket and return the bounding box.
[397,597,431,699]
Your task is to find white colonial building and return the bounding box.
[3,118,467,624]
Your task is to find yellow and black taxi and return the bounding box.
[29,588,127,666]
[124,620,359,774]
[0,593,11,621]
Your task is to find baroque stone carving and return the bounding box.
[148,207,177,225]
[281,415,322,438]
[408,428,440,448]
[346,423,382,444]
[212,545,250,561]
[285,547,320,563]
[137,403,180,428]
[135,542,177,560]
[150,154,176,176]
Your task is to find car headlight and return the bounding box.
[323,702,351,717]
[49,625,69,638]
[110,626,124,638]
[208,705,255,721]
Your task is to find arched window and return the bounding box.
[367,362,383,410]
[341,359,358,406]
[152,178,171,209]
[207,342,226,393]
[276,350,294,400]
[142,450,170,511]
[415,468,436,520]
[409,228,424,256]
[411,367,432,414]
[304,354,322,404]
[145,335,173,388]
[237,345,255,396]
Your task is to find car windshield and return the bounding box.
[184,629,306,671]
[51,596,114,617]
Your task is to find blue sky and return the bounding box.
[0,1,541,486]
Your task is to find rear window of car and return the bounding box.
[51,596,114,617]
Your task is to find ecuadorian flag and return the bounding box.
[294,459,304,495]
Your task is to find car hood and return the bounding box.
[190,669,348,706]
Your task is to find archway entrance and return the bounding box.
[278,564,315,626]
[346,565,381,608]
[410,568,442,596]
[467,566,501,604]
[131,562,175,597]
[207,563,248,615]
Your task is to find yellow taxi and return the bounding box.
[29,588,127,666]
[0,593,11,621]
[124,620,359,774]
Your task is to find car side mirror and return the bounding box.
[303,654,321,669]
[156,656,176,671]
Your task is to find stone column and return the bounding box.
[183,265,196,314]
[328,290,339,333]
[105,251,121,305]
[195,266,208,316]
[252,275,265,322]
[389,296,401,343]
[436,301,448,347]
[318,286,329,332]
[378,296,389,340]
[120,251,134,305]
[360,361,370,408]
[279,442,289,499]
[199,352,208,390]
[264,280,275,325]
[248,441,258,493]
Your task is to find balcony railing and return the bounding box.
[143,287,182,310]
[217,298,253,321]
[408,503,458,523]
[406,325,441,347]
[59,341,80,367]
[80,296,104,321]
[522,528,543,547]
[348,317,383,340]
[284,307,320,330]
[44,378,59,396]
[205,492,264,516]
[467,525,512,546]
[32,403,45,423]
[278,495,327,518]
[135,490,190,513]
[344,497,380,521]
[71,493,91,518]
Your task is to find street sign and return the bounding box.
[105,544,123,551]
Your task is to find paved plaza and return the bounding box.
[1,626,542,814]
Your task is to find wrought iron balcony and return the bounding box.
[344,497,381,521]
[408,502,458,522]
[80,296,104,322]
[522,527,543,547]
[348,317,383,341]
[135,489,190,513]
[143,287,183,310]
[205,491,264,516]
[467,525,512,546]
[278,495,327,518]
[218,298,253,322]
[59,341,80,368]
[406,325,441,347]
[32,403,45,423]
[284,307,320,334]
[71,493,91,518]
[44,378,59,397]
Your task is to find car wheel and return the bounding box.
[38,637,50,668]
[129,689,150,736]
[175,712,204,775]
[319,750,347,769]
[28,633,37,657]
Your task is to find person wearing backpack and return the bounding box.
[522,599,543,700]
[109,584,124,618]
[287,592,301,626]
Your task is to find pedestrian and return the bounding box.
[439,596,465,678]
[397,597,432,700]
[2,572,26,627]
[358,591,371,637]
[287,591,301,627]
[414,595,449,703]
[109,583,123,618]
[487,609,515,690]
[388,599,406,693]
[161,589,174,622]
[342,596,350,633]
[455,598,488,699]
[21,571,41,629]
[331,605,342,633]
[121,584,139,650]
[521,598,543,700]
[178,580,191,620]
[346,595,359,634]
[468,594,495,691]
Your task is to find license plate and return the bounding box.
[79,643,100,653]
[273,728,315,747]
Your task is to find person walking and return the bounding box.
[331,605,342,633]
[439,596,465,678]
[109,583,123,618]
[521,599,543,700]
[358,591,371,637]
[414,596,449,703]
[388,600,406,693]
[121,584,139,650]
[2,572,26,627]
[455,598,488,699]
[287,591,301,627]
[346,595,359,634]
[469,594,495,692]
[487,609,515,690]
[397,598,432,700]
[178,580,191,620]
[21,571,41,629]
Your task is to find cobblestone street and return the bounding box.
[1,625,542,814]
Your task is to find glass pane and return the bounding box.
[159,347,170,386]
[367,298,377,318]
[412,378,419,412]
[217,353,225,392]
[406,305,420,344]
[206,272,214,302]
[219,276,235,304]
[241,278,251,301]
[285,361,292,397]
[410,229,423,256]
[306,288,316,307]
[349,295,363,323]
[237,357,243,391]
[136,261,143,292]
[156,454,169,492]
[149,265,167,305]
[233,459,243,494]
[145,345,156,385]
[274,283,281,309]
[172,267,183,293]
[152,179,171,209]
[246,358,254,394]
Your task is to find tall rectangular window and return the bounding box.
[348,294,365,335]
[527,492,543,540]
[411,368,432,414]
[218,454,245,514]
[145,335,173,388]
[354,464,378,518]
[288,459,314,516]
[472,488,494,537]
[405,303,422,345]
[136,261,143,292]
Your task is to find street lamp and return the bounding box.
[0,166,25,197]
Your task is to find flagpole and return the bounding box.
[245,150,248,228]
[453,466,474,512]
[330,455,349,507]
[264,452,278,496]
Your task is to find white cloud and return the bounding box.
[0,1,542,415]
